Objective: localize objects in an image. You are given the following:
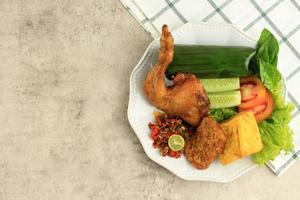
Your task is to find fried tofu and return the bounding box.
[219,111,263,165]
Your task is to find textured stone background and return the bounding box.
[0,0,299,199]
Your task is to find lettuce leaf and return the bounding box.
[252,123,281,164]
[259,59,281,93]
[251,29,294,164]
[209,108,237,123]
[253,103,294,164]
[256,29,279,67]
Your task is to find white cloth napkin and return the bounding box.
[121,0,300,175]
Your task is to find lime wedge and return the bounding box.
[168,135,185,151]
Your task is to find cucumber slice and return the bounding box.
[201,78,240,93]
[208,90,241,109]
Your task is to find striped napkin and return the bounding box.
[121,0,300,176]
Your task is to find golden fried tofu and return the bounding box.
[219,123,240,164]
[219,111,263,165]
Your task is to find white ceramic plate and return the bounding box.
[128,22,258,182]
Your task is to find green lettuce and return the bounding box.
[253,103,294,164]
[209,108,237,123]
[250,29,294,164]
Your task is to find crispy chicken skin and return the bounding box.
[184,117,227,169]
[143,25,210,127]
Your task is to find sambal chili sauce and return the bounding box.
[148,113,193,158]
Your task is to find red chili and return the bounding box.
[168,150,182,158]
[150,125,159,140]
[148,113,191,159]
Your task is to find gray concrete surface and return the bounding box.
[0,0,299,199]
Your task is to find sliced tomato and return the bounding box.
[239,92,274,122]
[254,92,275,122]
[239,76,267,109]
[240,83,257,102]
[251,104,267,115]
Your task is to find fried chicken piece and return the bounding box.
[143,25,210,127]
[184,117,226,169]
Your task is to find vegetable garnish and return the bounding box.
[238,76,275,122]
[200,78,240,93]
[249,29,294,164]
[201,78,241,109]
[168,135,185,151]
[208,91,241,109]
[250,29,282,106]
[209,108,237,123]
[239,76,267,109]
[239,91,275,122]
[148,113,192,158]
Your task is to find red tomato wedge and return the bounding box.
[240,83,257,102]
[239,76,267,109]
[239,92,275,122]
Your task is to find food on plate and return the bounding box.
[166,45,255,78]
[164,28,294,165]
[143,25,294,170]
[238,76,275,122]
[239,91,274,122]
[247,29,294,164]
[168,134,185,151]
[252,104,294,164]
[208,90,241,109]
[201,78,242,109]
[148,113,192,158]
[184,117,227,169]
[219,112,263,165]
[143,25,210,127]
[239,76,267,109]
[201,78,240,93]
[209,108,237,123]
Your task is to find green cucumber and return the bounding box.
[166,45,255,78]
[208,90,241,109]
[201,78,240,93]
